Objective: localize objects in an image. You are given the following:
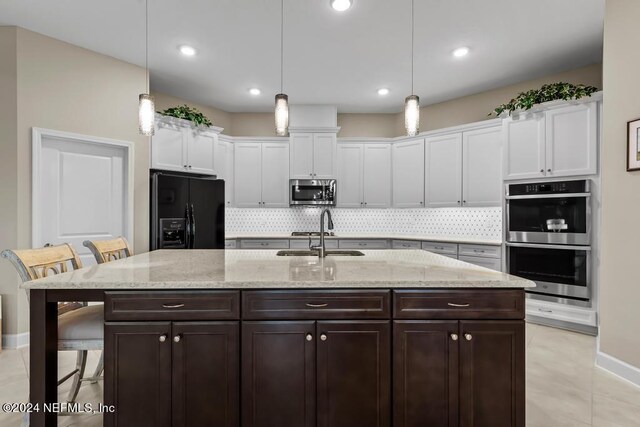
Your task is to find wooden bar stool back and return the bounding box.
[83,237,132,264]
[0,243,103,404]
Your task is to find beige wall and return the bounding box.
[0,27,19,337]
[599,0,640,369]
[0,27,150,336]
[229,112,274,137]
[394,63,603,135]
[152,91,232,133]
[337,113,398,138]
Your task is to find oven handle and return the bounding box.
[505,192,590,200]
[505,242,591,251]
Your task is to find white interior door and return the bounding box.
[33,129,132,267]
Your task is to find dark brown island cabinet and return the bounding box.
[104,288,525,427]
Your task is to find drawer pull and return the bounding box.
[473,249,486,253]
[538,308,553,313]
[358,243,367,246]
[447,303,470,307]
[306,303,329,308]
[435,246,445,250]
[162,303,185,309]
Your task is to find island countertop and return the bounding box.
[22,249,535,289]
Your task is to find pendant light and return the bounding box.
[404,0,419,136]
[275,0,289,136]
[138,0,155,136]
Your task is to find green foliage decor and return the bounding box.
[490,82,599,117]
[158,104,213,127]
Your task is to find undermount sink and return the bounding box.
[276,250,364,257]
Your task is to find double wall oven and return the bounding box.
[506,180,591,306]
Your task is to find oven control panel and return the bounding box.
[508,179,589,196]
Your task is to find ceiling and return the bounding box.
[0,0,604,113]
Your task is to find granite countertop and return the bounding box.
[23,250,533,290]
[226,233,503,246]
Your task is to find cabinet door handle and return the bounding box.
[306,303,328,308]
[547,169,552,173]
[320,333,327,341]
[306,333,313,341]
[448,303,470,307]
[159,334,167,343]
[173,334,182,343]
[464,333,473,341]
[540,169,544,173]
[183,165,188,168]
[162,303,185,309]
[450,333,459,341]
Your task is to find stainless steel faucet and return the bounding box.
[310,208,334,258]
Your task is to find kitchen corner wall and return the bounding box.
[226,207,502,241]
[599,0,640,374]
[0,27,149,342]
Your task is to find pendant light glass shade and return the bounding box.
[138,93,155,136]
[275,93,289,136]
[404,94,420,137]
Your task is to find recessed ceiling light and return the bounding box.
[377,88,390,96]
[178,45,197,56]
[249,88,261,96]
[330,0,352,12]
[452,47,470,58]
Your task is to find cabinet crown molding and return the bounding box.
[155,113,224,134]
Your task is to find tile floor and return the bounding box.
[0,323,638,426]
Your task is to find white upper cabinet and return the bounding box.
[261,142,290,207]
[363,144,391,208]
[289,132,337,179]
[337,144,364,208]
[392,138,425,208]
[151,117,220,175]
[503,115,545,180]
[504,101,598,180]
[215,138,234,206]
[545,102,597,177]
[234,143,262,208]
[234,141,289,208]
[425,133,462,208]
[151,123,187,172]
[463,127,503,206]
[337,143,391,208]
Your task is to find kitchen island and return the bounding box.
[24,249,534,427]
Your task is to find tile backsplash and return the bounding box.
[226,207,502,240]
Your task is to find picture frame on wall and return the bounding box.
[627,118,640,171]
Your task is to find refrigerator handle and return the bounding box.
[190,203,196,249]
[185,204,191,249]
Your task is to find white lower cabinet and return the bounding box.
[338,239,389,249]
[391,240,421,249]
[224,239,237,249]
[234,141,289,208]
[337,143,391,208]
[421,241,458,258]
[458,255,502,271]
[239,239,290,249]
[290,239,339,249]
[525,298,597,333]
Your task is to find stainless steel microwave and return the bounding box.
[289,179,336,206]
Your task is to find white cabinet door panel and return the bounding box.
[363,144,391,208]
[337,144,363,208]
[215,140,234,206]
[503,115,545,180]
[187,131,216,175]
[425,133,462,208]
[392,138,424,208]
[458,255,502,272]
[313,134,337,178]
[545,102,597,177]
[261,142,290,207]
[234,143,262,208]
[151,125,187,172]
[463,127,503,206]
[290,133,314,179]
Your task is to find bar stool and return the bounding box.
[83,236,132,264]
[0,243,103,404]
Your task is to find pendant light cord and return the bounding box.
[145,0,149,93]
[411,0,414,94]
[280,0,284,93]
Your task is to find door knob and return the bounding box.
[320,333,327,341]
[173,334,182,343]
[547,169,551,173]
[464,333,473,341]
[159,334,167,343]
[540,169,544,173]
[306,333,313,341]
[451,334,459,341]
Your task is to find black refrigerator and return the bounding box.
[150,170,225,250]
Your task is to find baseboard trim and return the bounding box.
[2,332,29,349]
[596,351,640,388]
